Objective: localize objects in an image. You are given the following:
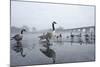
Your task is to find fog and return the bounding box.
[11,1,95,30]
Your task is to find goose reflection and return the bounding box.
[39,30,56,63]
[40,46,56,64]
[12,41,26,57]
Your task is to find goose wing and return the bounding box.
[12,34,23,41]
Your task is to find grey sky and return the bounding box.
[11,1,95,30]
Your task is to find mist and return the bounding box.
[11,1,95,31]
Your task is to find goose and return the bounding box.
[84,33,90,43]
[39,21,57,41]
[11,29,26,42]
[56,34,62,41]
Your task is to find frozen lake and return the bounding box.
[10,33,95,66]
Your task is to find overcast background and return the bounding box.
[11,1,95,31]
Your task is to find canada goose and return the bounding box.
[11,29,26,42]
[84,34,90,44]
[38,21,57,41]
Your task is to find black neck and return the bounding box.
[52,23,55,31]
[21,30,23,34]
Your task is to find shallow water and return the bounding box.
[10,33,95,66]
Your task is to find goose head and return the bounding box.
[52,21,57,25]
[21,29,26,34]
